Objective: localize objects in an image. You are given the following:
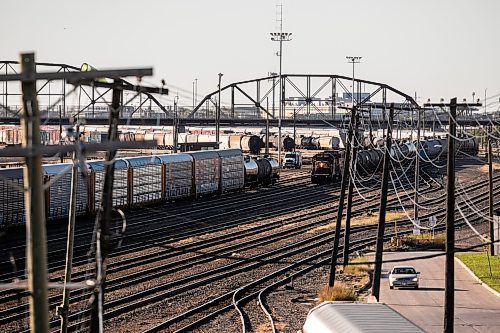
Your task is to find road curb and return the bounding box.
[454,256,500,298]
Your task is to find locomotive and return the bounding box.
[311,151,343,184]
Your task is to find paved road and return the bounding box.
[375,251,500,333]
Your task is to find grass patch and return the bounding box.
[343,256,371,276]
[351,210,410,226]
[395,233,445,250]
[307,210,409,234]
[456,252,500,293]
[317,282,358,302]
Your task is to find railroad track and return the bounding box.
[1,160,495,332]
[148,189,499,333]
[0,167,430,330]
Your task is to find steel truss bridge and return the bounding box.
[1,60,498,128]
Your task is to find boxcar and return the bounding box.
[187,150,220,197]
[43,163,88,220]
[124,156,163,205]
[0,167,25,227]
[87,159,128,212]
[157,153,193,200]
[217,149,245,192]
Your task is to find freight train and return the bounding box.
[0,149,279,228]
[311,136,479,183]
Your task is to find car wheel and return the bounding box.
[415,285,419,289]
[390,286,394,290]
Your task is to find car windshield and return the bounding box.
[285,154,294,158]
[392,267,416,274]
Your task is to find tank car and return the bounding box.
[254,157,279,185]
[243,157,259,187]
[241,135,263,154]
[318,136,341,150]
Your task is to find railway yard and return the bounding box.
[0,156,496,332]
[2,8,500,330]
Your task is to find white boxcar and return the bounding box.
[217,149,244,192]
[124,156,163,204]
[87,159,128,211]
[157,154,193,200]
[0,167,25,227]
[187,150,220,197]
[44,163,88,220]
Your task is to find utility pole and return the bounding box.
[414,108,422,230]
[173,95,179,153]
[217,73,223,146]
[328,106,356,287]
[422,98,480,332]
[271,5,292,167]
[488,126,494,256]
[90,85,122,332]
[21,52,50,333]
[266,97,270,155]
[371,103,394,301]
[192,80,195,112]
[58,125,79,333]
[293,108,296,152]
[444,98,457,333]
[59,105,63,163]
[342,113,359,268]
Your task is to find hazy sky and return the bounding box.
[2,0,499,109]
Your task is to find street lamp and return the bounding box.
[217,73,223,146]
[194,78,198,107]
[270,32,292,167]
[346,56,362,106]
[485,88,488,115]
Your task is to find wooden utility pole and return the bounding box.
[21,52,50,333]
[414,108,422,229]
[343,114,359,267]
[488,126,494,256]
[444,97,457,333]
[58,127,79,333]
[328,106,356,287]
[371,103,394,301]
[90,86,122,332]
[266,97,270,155]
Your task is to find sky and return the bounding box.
[2,0,499,109]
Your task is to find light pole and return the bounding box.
[217,73,223,146]
[346,56,362,106]
[484,88,488,115]
[472,92,475,116]
[270,32,292,167]
[192,80,195,112]
[195,78,198,106]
